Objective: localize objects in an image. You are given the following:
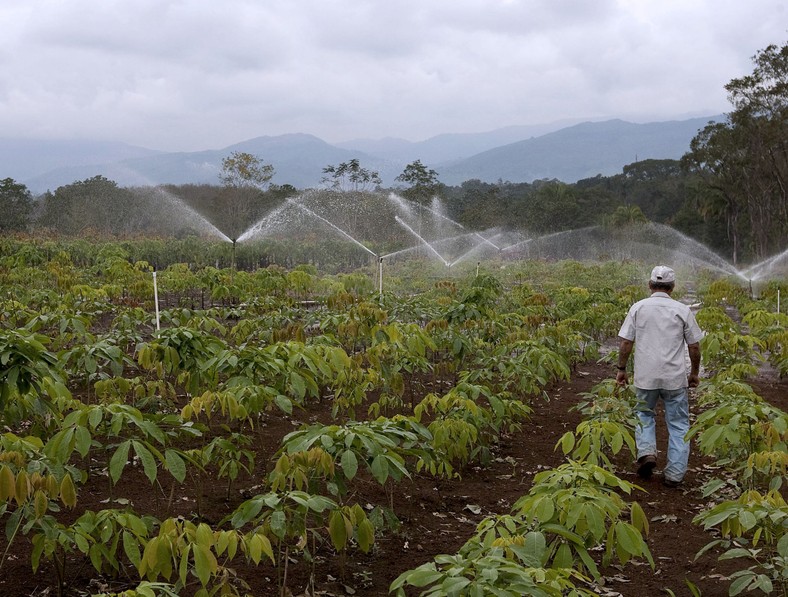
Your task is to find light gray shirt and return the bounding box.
[618,292,704,390]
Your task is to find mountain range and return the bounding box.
[1,116,721,195]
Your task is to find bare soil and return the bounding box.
[1,361,785,597]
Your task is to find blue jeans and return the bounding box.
[634,387,690,482]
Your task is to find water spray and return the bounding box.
[473,233,500,251]
[394,216,450,266]
[287,199,377,257]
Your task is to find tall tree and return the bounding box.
[321,159,381,192]
[218,152,276,240]
[219,152,275,189]
[608,204,648,227]
[37,176,133,236]
[396,160,442,204]
[522,181,580,233]
[681,122,749,264]
[683,40,788,260]
[0,178,33,232]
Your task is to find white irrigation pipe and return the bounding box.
[378,257,383,296]
[153,271,161,331]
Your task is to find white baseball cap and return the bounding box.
[650,265,675,283]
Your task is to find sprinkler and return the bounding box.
[231,238,237,270]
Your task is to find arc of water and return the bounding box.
[380,244,423,260]
[152,186,233,243]
[236,201,295,242]
[638,223,748,281]
[287,199,378,258]
[412,200,467,231]
[500,225,601,252]
[387,193,416,218]
[394,216,450,266]
[448,239,499,267]
[472,232,501,251]
[741,247,788,280]
[500,236,534,252]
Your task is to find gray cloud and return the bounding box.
[0,0,785,151]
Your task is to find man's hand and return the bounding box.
[616,338,633,387]
[688,342,700,389]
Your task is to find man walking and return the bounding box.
[616,266,703,487]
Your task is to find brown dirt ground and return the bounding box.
[1,361,786,597]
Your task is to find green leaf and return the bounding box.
[274,394,293,415]
[109,440,132,485]
[404,567,444,588]
[132,441,158,484]
[737,510,757,532]
[729,572,754,596]
[559,431,575,454]
[517,531,546,567]
[193,544,216,587]
[585,504,605,541]
[165,449,187,484]
[533,496,555,522]
[370,454,389,484]
[610,431,624,454]
[630,501,649,535]
[614,522,644,557]
[74,425,92,458]
[328,510,347,551]
[340,450,358,480]
[289,371,306,399]
[270,510,286,540]
[777,532,788,557]
[357,518,374,553]
[440,576,471,592]
[553,542,574,568]
[122,530,142,569]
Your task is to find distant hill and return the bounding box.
[438,117,722,185]
[2,116,723,194]
[335,120,584,163]
[20,134,386,194]
[0,139,161,182]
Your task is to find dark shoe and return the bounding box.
[636,455,657,479]
[662,477,681,488]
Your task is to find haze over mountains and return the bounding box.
[1,116,721,194]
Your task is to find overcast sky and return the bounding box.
[1,0,785,152]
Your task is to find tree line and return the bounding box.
[1,40,785,265]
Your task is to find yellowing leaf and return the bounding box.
[33,489,48,518]
[60,474,77,508]
[0,465,15,502]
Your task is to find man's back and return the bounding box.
[619,292,702,390]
